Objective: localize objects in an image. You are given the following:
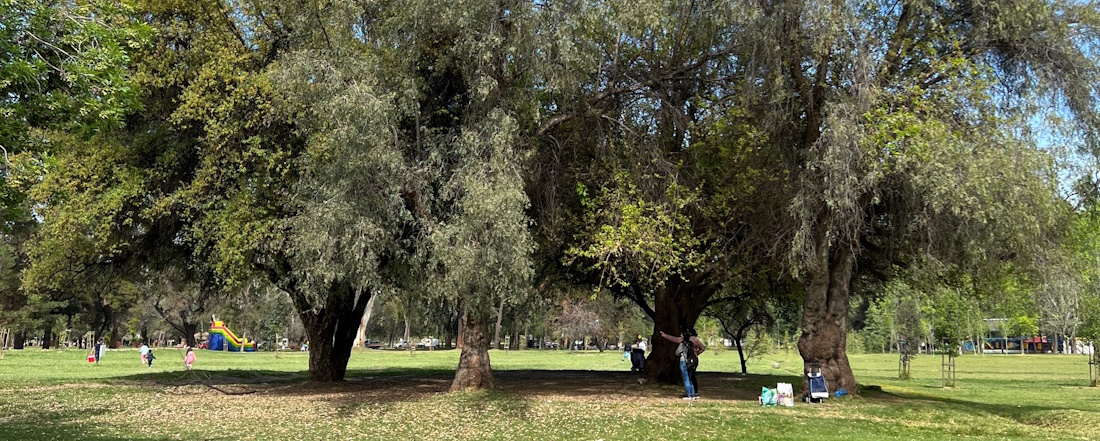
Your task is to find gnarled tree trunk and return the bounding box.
[797,232,858,396]
[296,281,372,382]
[330,293,367,380]
[642,278,716,385]
[304,319,337,381]
[154,308,199,348]
[451,310,493,391]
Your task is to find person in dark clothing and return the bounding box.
[630,336,647,373]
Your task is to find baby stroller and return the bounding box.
[805,362,828,403]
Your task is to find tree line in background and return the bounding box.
[3,0,1100,392]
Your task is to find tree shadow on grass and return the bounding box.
[0,407,229,441]
[111,367,938,410]
[489,370,807,402]
[144,368,809,405]
[113,369,306,386]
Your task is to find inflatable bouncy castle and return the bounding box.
[207,320,256,352]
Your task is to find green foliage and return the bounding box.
[888,279,924,358]
[0,0,150,143]
[740,327,773,362]
[927,286,980,353]
[846,330,867,355]
[1005,315,1040,340]
[0,0,151,240]
[8,0,1100,391]
[861,296,896,353]
[432,117,535,317]
[566,176,705,291]
[271,51,405,302]
[1063,206,1100,343]
[1080,294,1100,343]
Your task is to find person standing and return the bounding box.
[659,329,706,400]
[631,336,647,373]
[94,340,104,364]
[139,343,150,365]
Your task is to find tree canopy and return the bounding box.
[4,0,1100,394]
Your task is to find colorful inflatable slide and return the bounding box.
[208,320,256,352]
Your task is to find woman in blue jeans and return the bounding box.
[660,329,706,400]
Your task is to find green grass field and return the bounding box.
[1,347,1097,440]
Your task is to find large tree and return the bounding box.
[717,0,1100,394]
[258,0,540,386]
[532,0,769,384]
[533,0,1098,393]
[6,0,150,345]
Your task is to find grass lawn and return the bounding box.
[1,346,1097,440]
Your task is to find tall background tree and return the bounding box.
[3,0,150,347]
[714,0,1100,394]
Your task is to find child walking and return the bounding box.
[139,343,150,365]
[184,347,195,371]
[145,349,156,369]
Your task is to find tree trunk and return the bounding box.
[304,320,337,381]
[297,282,372,382]
[388,316,397,348]
[445,305,459,350]
[182,322,198,348]
[643,279,715,385]
[735,325,749,375]
[404,294,413,347]
[41,328,52,350]
[110,322,120,349]
[493,297,505,350]
[451,310,494,391]
[797,232,858,396]
[13,329,25,349]
[456,312,465,350]
[522,324,529,350]
[330,298,366,381]
[403,309,411,349]
[353,294,377,349]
